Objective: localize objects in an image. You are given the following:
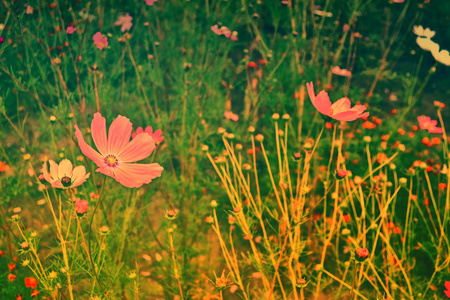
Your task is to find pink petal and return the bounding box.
[43,161,54,184]
[49,160,59,180]
[117,132,156,163]
[107,115,133,155]
[153,129,162,139]
[113,163,164,188]
[96,165,116,179]
[51,180,63,189]
[74,125,104,167]
[429,127,443,134]
[211,25,222,35]
[91,113,108,156]
[71,166,90,188]
[332,111,369,121]
[306,82,331,116]
[58,159,73,179]
[145,126,154,135]
[330,97,351,115]
[136,127,144,134]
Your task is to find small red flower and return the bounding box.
[25,277,38,289]
[438,183,447,190]
[247,61,257,68]
[31,290,40,297]
[444,281,450,298]
[355,248,369,262]
[8,274,17,282]
[8,263,16,271]
[343,214,351,222]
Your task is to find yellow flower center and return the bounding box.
[104,155,118,167]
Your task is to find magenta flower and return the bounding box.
[306,82,369,121]
[66,26,76,35]
[331,66,352,77]
[114,13,133,32]
[132,126,164,145]
[144,0,158,5]
[93,32,108,50]
[75,199,89,216]
[417,116,443,133]
[42,159,90,189]
[74,113,164,188]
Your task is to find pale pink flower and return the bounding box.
[74,113,164,188]
[144,0,158,5]
[114,13,133,32]
[413,25,435,38]
[93,32,108,50]
[343,24,349,32]
[42,159,90,189]
[306,82,369,121]
[224,111,239,121]
[391,0,405,3]
[66,25,76,35]
[417,116,443,133]
[26,6,33,14]
[416,37,439,52]
[132,126,164,145]
[75,199,89,215]
[331,66,352,77]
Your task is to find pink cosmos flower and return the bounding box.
[445,281,450,298]
[75,199,89,215]
[224,111,239,121]
[211,25,223,35]
[26,6,33,14]
[331,66,352,77]
[42,159,90,189]
[74,113,164,188]
[114,13,133,32]
[211,25,238,41]
[66,25,76,35]
[132,126,164,145]
[93,32,108,50]
[417,116,443,133]
[306,82,369,121]
[144,0,158,5]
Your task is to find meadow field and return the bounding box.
[0,0,449,299]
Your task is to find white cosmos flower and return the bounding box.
[432,49,450,66]
[416,37,439,52]
[413,25,435,38]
